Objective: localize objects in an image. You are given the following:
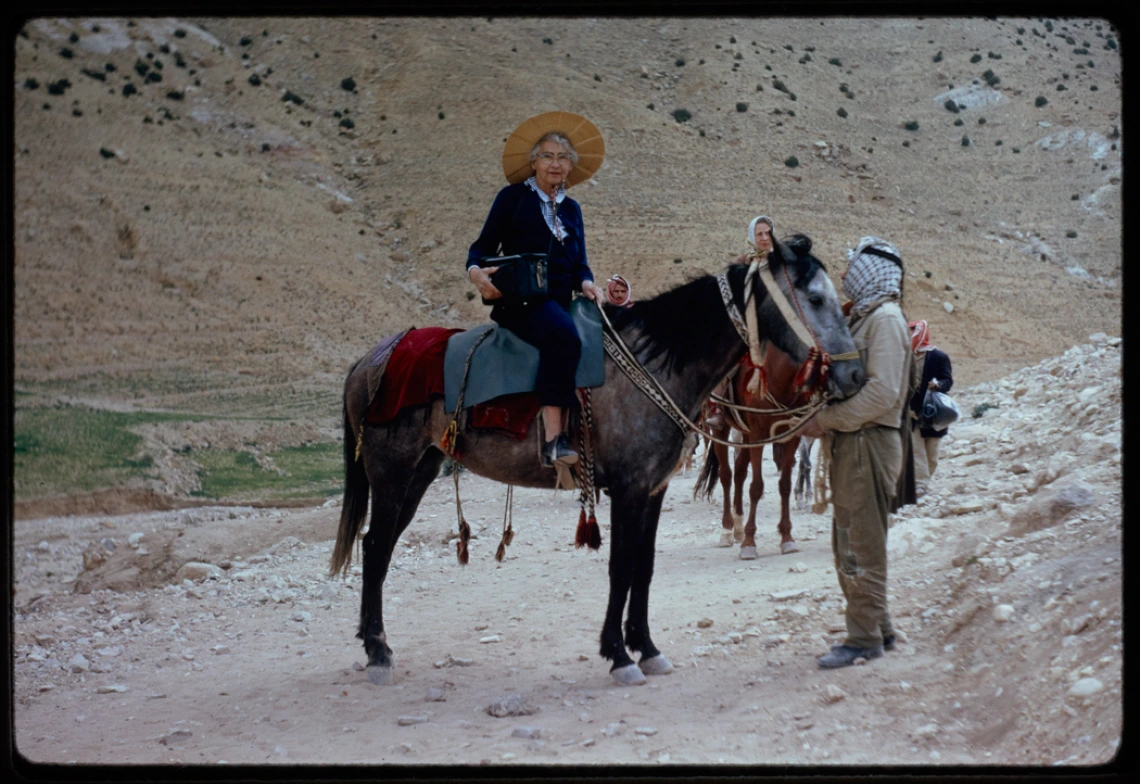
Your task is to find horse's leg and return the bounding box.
[739,445,764,560]
[624,489,673,677]
[794,437,813,511]
[600,486,649,686]
[774,440,800,554]
[731,445,749,543]
[358,445,444,685]
[714,437,736,547]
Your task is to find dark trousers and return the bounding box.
[493,299,581,410]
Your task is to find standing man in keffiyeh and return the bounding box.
[800,236,913,669]
[907,320,954,497]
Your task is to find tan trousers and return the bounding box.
[829,426,902,648]
[910,427,941,492]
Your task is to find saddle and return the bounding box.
[443,297,605,414]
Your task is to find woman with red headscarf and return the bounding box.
[907,320,953,497]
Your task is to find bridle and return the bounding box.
[597,257,857,448]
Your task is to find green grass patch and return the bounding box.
[192,442,343,501]
[13,405,193,497]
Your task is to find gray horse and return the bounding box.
[330,236,864,686]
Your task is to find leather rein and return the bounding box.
[597,259,857,448]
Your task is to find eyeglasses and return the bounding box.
[536,152,574,164]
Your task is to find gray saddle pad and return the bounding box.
[444,298,605,413]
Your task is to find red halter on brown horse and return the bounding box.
[696,343,817,559]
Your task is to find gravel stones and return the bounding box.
[487,695,537,717]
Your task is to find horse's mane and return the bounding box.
[606,238,826,375]
[607,271,737,375]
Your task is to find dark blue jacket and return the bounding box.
[909,347,954,438]
[467,183,593,310]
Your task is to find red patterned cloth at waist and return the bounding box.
[367,327,464,424]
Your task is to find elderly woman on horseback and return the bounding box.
[467,112,605,468]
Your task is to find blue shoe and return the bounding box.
[817,643,884,669]
[542,434,578,468]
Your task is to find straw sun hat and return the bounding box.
[501,111,605,188]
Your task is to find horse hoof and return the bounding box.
[639,654,674,676]
[733,530,745,544]
[738,545,758,560]
[718,532,735,548]
[366,665,395,686]
[780,541,801,554]
[611,664,648,686]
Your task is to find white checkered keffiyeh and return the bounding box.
[843,236,903,316]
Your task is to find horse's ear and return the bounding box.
[782,233,812,257]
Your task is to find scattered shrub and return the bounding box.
[647,102,654,110]
[542,37,552,45]
[1035,95,1048,107]
[904,120,919,131]
[672,108,691,123]
[248,73,261,86]
[122,83,137,97]
[99,147,115,158]
[828,57,841,66]
[675,57,685,67]
[81,68,106,81]
[341,76,355,91]
[970,53,982,63]
[240,35,253,46]
[932,50,943,62]
[59,47,74,59]
[283,90,304,105]
[961,135,971,146]
[784,155,799,167]
[971,402,998,419]
[1066,230,1078,238]
[735,102,748,112]
[24,77,38,89]
[340,117,355,129]
[165,89,184,100]
[944,99,959,113]
[837,107,848,118]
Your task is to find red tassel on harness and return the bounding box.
[575,510,602,550]
[575,508,589,548]
[585,514,601,550]
[793,347,832,396]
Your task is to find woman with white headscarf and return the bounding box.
[705,215,777,430]
[800,236,913,670]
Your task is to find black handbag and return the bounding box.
[478,253,548,306]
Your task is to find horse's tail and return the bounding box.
[330,365,370,579]
[694,441,720,502]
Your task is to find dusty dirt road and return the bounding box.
[13,336,1124,769]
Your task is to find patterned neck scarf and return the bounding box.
[910,320,937,353]
[525,176,566,241]
[843,236,903,317]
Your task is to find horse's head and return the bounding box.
[744,234,865,401]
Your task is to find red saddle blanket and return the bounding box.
[365,328,544,440]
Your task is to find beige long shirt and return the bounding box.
[814,299,911,432]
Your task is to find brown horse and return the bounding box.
[697,344,814,559]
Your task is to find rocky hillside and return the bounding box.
[13,15,1122,422]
